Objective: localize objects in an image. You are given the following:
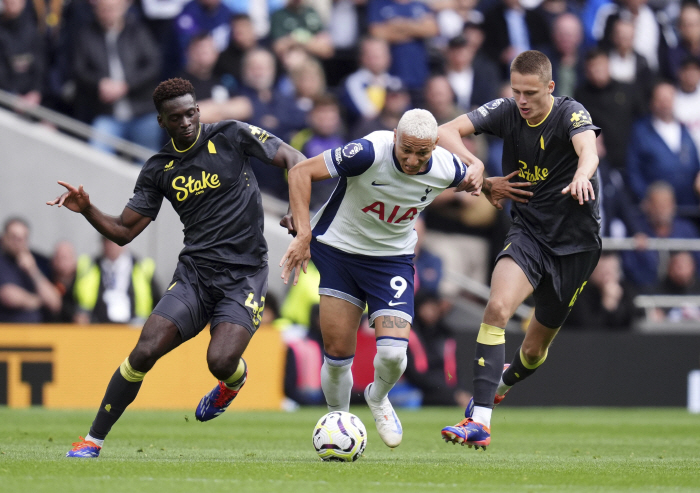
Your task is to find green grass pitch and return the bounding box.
[1,407,699,493]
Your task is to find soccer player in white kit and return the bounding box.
[280,109,483,448]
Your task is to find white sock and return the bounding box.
[496,378,512,397]
[321,354,354,412]
[85,434,104,447]
[369,339,408,403]
[472,406,492,428]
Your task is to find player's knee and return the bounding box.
[129,343,165,372]
[323,341,352,359]
[207,354,240,381]
[521,342,547,365]
[375,345,407,371]
[484,298,515,327]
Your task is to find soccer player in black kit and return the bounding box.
[438,51,602,449]
[47,78,306,458]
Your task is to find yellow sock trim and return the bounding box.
[476,323,506,345]
[119,357,146,382]
[520,348,548,370]
[223,358,246,385]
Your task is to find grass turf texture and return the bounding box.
[1,407,699,493]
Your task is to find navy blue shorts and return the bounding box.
[310,238,415,327]
[152,256,268,341]
[496,226,600,329]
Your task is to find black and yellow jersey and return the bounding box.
[468,96,601,255]
[126,120,283,267]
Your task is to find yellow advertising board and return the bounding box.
[0,325,285,410]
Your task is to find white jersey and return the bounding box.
[311,131,467,256]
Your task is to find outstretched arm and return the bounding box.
[271,142,308,234]
[46,181,152,245]
[438,115,484,195]
[279,154,330,286]
[563,130,599,205]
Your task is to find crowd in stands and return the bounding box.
[3,0,700,405]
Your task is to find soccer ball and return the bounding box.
[312,411,367,462]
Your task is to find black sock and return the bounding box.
[502,346,546,387]
[88,368,143,440]
[472,342,505,409]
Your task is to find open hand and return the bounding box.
[46,181,91,213]
[562,174,595,205]
[484,170,533,210]
[279,235,311,286]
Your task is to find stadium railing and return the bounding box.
[0,89,153,162]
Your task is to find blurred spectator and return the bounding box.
[648,252,700,322]
[422,186,497,292]
[139,0,189,77]
[174,0,232,72]
[607,18,652,91]
[0,0,44,106]
[575,48,646,171]
[238,47,305,197]
[547,12,585,97]
[621,181,700,290]
[290,94,343,210]
[48,240,78,323]
[444,35,499,111]
[673,57,700,153]
[662,251,700,295]
[73,0,163,154]
[177,34,252,122]
[596,135,642,238]
[288,54,327,114]
[413,216,443,296]
[0,217,61,323]
[73,237,159,325]
[403,290,470,406]
[341,36,402,125]
[662,2,700,82]
[238,47,305,139]
[596,0,675,73]
[627,81,700,208]
[270,0,334,61]
[481,0,551,78]
[213,13,259,92]
[566,253,637,330]
[433,0,484,44]
[350,77,412,139]
[423,74,460,125]
[368,0,438,98]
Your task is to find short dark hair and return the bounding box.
[510,50,552,83]
[585,47,608,63]
[152,78,196,113]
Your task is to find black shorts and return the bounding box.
[152,256,268,341]
[496,227,601,329]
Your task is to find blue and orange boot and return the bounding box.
[66,437,101,458]
[195,371,247,422]
[441,418,491,450]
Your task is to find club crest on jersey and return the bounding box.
[342,142,363,158]
[570,110,592,129]
[362,202,418,224]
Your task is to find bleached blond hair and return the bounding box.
[396,109,438,141]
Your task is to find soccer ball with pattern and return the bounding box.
[312,411,367,462]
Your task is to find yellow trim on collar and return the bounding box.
[172,124,201,153]
[526,96,554,128]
